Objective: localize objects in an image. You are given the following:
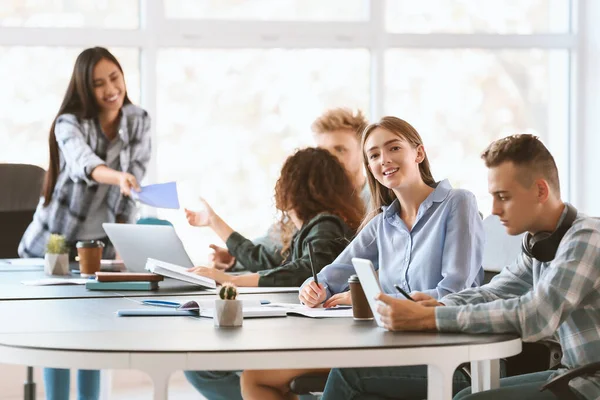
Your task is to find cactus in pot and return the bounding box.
[214,283,243,327]
[44,234,70,275]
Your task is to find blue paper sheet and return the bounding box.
[131,181,180,209]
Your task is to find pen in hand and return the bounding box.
[394,284,415,302]
[307,242,319,285]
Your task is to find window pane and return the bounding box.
[157,49,370,262]
[0,47,140,169]
[165,0,368,21]
[0,0,139,29]
[385,0,570,33]
[385,49,569,215]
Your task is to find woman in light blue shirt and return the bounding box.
[240,116,484,400]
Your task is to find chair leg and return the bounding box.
[24,366,36,400]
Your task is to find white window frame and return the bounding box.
[1,0,594,211]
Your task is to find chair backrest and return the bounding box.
[136,217,173,227]
[482,214,524,283]
[0,163,46,258]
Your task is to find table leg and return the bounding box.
[99,370,112,400]
[470,359,500,393]
[427,363,456,400]
[147,372,170,400]
[23,366,35,400]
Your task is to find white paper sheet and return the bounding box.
[21,278,90,286]
[4,258,45,266]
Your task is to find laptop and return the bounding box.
[102,223,194,273]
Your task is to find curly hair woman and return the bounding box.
[184,146,364,288]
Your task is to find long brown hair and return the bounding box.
[274,147,364,258]
[359,116,435,230]
[42,47,131,206]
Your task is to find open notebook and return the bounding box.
[179,299,353,319]
[145,258,216,289]
[179,299,287,318]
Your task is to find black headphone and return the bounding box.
[521,203,578,262]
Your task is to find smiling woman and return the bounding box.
[16,47,152,400]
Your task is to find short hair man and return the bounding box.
[311,108,369,206]
[320,134,600,400]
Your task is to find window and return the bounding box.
[385,0,570,33]
[0,0,139,29]
[0,47,139,168]
[0,1,578,261]
[385,49,569,214]
[156,49,369,261]
[164,0,368,21]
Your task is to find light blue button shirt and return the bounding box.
[304,179,484,300]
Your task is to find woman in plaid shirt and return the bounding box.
[18,47,151,400]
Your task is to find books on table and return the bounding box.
[85,280,159,291]
[145,258,216,289]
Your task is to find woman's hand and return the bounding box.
[411,292,445,307]
[119,172,140,197]
[323,291,352,308]
[185,199,216,227]
[187,265,229,284]
[376,293,437,331]
[299,281,327,308]
[208,244,235,270]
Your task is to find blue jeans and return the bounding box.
[43,368,100,400]
[454,370,585,400]
[183,370,243,400]
[321,365,471,400]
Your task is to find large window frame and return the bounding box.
[0,0,587,207]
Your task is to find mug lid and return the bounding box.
[76,240,105,248]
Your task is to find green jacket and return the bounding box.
[226,213,354,287]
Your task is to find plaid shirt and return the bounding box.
[18,104,151,258]
[436,206,600,400]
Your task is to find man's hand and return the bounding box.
[119,172,140,197]
[411,292,445,307]
[208,244,235,270]
[323,291,351,308]
[299,281,327,308]
[376,293,437,332]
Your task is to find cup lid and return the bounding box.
[76,240,105,248]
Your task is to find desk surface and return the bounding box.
[0,295,517,353]
[0,269,298,300]
[0,294,522,400]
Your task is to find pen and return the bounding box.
[325,306,352,310]
[393,284,415,302]
[141,300,181,308]
[307,242,319,285]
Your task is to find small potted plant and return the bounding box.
[214,283,243,327]
[44,233,70,276]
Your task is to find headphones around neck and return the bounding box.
[521,203,578,262]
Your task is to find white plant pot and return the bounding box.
[213,299,243,327]
[44,253,70,276]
